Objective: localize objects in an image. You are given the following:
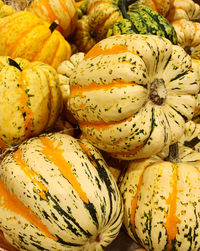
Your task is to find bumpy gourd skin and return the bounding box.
[67,34,199,160]
[0,133,123,251]
[0,11,71,69]
[0,56,62,149]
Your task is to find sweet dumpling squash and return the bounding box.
[0,56,62,149]
[67,34,199,160]
[0,132,123,250]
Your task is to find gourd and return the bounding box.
[0,0,16,17]
[166,0,200,59]
[67,34,199,160]
[25,0,78,38]
[0,10,71,69]
[0,132,123,251]
[107,4,178,45]
[72,0,174,53]
[119,143,200,250]
[0,56,62,149]
[166,0,200,22]
[179,120,200,152]
[57,52,85,125]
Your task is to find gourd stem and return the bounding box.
[8,58,22,71]
[164,143,179,163]
[49,21,58,33]
[118,0,137,18]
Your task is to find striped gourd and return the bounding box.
[0,10,71,69]
[0,56,62,150]
[0,132,123,251]
[119,143,200,250]
[67,34,199,160]
[107,5,178,45]
[25,0,78,37]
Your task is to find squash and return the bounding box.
[0,56,62,149]
[0,10,71,69]
[67,34,199,160]
[25,0,78,38]
[107,5,178,45]
[119,143,200,250]
[0,0,16,17]
[72,0,175,52]
[0,132,123,251]
[166,0,200,59]
[57,52,85,125]
[179,120,200,152]
[166,0,200,22]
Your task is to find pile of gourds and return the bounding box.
[0,0,200,250]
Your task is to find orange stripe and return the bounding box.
[13,149,48,200]
[8,23,43,56]
[164,164,181,250]
[78,141,98,168]
[0,178,57,241]
[84,44,129,59]
[193,22,198,36]
[88,1,112,13]
[79,113,134,130]
[151,0,159,13]
[0,139,7,149]
[110,142,145,156]
[32,33,51,61]
[27,0,63,32]
[39,136,89,204]
[70,80,137,97]
[49,39,61,66]
[95,10,117,33]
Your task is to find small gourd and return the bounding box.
[0,56,62,149]
[0,9,71,69]
[119,143,200,250]
[25,0,78,37]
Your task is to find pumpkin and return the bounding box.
[67,34,199,160]
[107,5,178,45]
[0,56,62,149]
[119,143,200,250]
[0,10,71,69]
[0,132,123,250]
[25,0,78,38]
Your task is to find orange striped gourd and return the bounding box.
[119,143,200,250]
[0,132,123,251]
[0,10,71,69]
[0,56,62,149]
[67,34,199,160]
[25,0,78,38]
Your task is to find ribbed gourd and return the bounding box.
[107,4,178,45]
[0,132,123,251]
[0,56,62,149]
[166,0,200,59]
[72,0,175,52]
[119,143,200,250]
[67,34,199,160]
[0,9,71,69]
[25,0,78,37]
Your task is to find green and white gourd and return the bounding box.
[67,34,200,160]
[0,133,123,251]
[107,4,178,45]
